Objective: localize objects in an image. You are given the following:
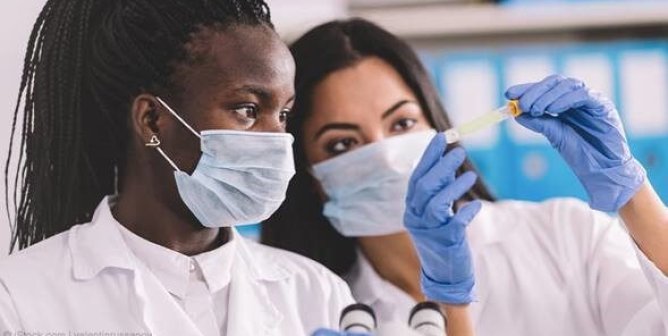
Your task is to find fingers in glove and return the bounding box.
[450,200,483,228]
[407,132,447,201]
[410,147,467,215]
[505,82,535,100]
[430,199,481,245]
[423,171,478,226]
[515,114,565,145]
[531,77,584,116]
[546,87,604,115]
[516,74,564,116]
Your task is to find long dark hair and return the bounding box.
[6,0,273,252]
[262,19,495,276]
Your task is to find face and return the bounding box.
[132,24,295,172]
[158,24,296,171]
[128,24,295,214]
[303,57,431,166]
[168,24,296,136]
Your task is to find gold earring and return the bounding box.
[145,134,161,147]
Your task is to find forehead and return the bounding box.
[175,24,295,96]
[309,57,416,121]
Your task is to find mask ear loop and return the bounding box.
[151,96,204,172]
[155,97,202,139]
[145,134,182,172]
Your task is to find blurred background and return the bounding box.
[1,0,667,247]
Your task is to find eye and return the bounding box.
[325,137,359,156]
[390,118,417,133]
[232,104,258,120]
[279,109,291,123]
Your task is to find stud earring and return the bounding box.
[145,134,161,147]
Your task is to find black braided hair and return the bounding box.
[7,0,273,251]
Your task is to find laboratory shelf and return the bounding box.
[351,2,668,39]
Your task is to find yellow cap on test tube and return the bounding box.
[507,100,522,117]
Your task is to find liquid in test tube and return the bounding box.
[444,100,522,144]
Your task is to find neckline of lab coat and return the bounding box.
[345,200,519,325]
[67,196,290,336]
[345,249,418,322]
[116,215,238,298]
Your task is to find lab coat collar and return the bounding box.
[345,200,512,307]
[70,196,290,283]
[344,201,516,326]
[69,196,136,280]
[345,250,388,305]
[194,232,236,293]
[115,220,193,298]
[345,250,417,321]
[69,196,288,335]
[227,230,285,335]
[116,219,238,297]
[231,227,291,282]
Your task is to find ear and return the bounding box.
[130,94,164,145]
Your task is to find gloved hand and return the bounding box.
[506,74,646,212]
[311,328,369,336]
[404,132,481,305]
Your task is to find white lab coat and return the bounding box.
[346,198,668,335]
[0,197,354,336]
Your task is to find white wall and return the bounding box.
[268,0,348,41]
[0,1,46,254]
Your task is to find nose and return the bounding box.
[364,129,387,145]
[254,111,285,133]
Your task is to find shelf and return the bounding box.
[351,2,668,39]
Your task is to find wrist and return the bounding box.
[421,269,475,305]
[580,157,646,212]
[440,304,475,336]
[618,181,668,275]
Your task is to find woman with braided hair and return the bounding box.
[0,1,353,335]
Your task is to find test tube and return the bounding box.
[444,100,522,144]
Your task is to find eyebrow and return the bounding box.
[314,123,360,140]
[382,100,414,119]
[232,85,272,100]
[313,100,417,140]
[232,86,296,106]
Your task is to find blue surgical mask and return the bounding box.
[311,130,436,237]
[153,97,295,228]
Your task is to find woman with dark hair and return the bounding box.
[263,18,494,277]
[263,18,668,335]
[0,1,353,335]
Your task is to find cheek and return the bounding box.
[160,123,203,174]
[181,97,247,133]
[198,111,246,131]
